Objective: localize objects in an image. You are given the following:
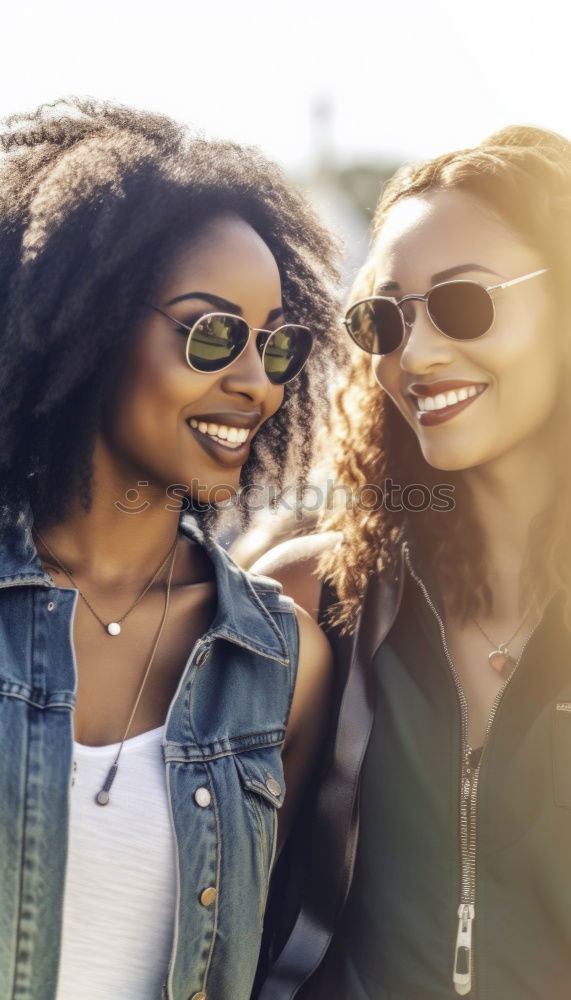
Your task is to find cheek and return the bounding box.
[483,307,563,413]
[371,354,413,423]
[108,349,210,449]
[267,384,285,419]
[498,350,562,438]
[371,354,394,392]
[145,325,231,407]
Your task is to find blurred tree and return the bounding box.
[303,99,403,287]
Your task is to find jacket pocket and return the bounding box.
[234,746,285,924]
[552,702,571,808]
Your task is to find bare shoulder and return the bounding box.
[286,601,332,751]
[250,531,340,621]
[277,600,333,846]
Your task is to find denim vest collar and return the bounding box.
[0,507,289,666]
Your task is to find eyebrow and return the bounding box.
[432,263,503,283]
[164,291,284,324]
[374,263,503,294]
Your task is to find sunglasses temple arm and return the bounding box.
[488,268,549,294]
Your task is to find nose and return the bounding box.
[219,330,272,404]
[399,301,456,375]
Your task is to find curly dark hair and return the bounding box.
[320,125,571,633]
[0,97,343,527]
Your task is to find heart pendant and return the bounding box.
[488,648,515,676]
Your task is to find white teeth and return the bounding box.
[188,420,250,448]
[415,385,485,413]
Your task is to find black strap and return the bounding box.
[258,557,405,1000]
[258,582,368,999]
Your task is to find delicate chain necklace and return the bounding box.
[33,528,178,636]
[93,540,178,806]
[472,610,532,678]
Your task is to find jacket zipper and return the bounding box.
[404,547,537,997]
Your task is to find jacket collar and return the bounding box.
[179,516,290,665]
[0,507,52,587]
[0,507,289,666]
[357,538,407,667]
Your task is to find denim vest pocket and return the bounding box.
[552,703,571,808]
[235,746,285,925]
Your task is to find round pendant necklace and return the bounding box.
[94,541,178,806]
[33,527,180,805]
[33,527,178,636]
[472,611,531,679]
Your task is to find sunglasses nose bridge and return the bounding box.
[218,330,275,404]
[397,293,428,330]
[397,291,458,372]
[224,322,268,371]
[233,325,267,367]
[254,328,273,369]
[253,326,270,351]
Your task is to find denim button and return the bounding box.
[47,601,55,612]
[266,775,281,797]
[200,887,217,907]
[195,646,210,667]
[194,787,211,808]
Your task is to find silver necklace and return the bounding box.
[472,610,531,678]
[93,541,178,805]
[33,528,178,636]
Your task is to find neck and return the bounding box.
[461,432,556,617]
[33,447,185,590]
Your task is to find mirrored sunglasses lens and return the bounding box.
[427,282,494,340]
[263,326,313,384]
[345,299,403,354]
[187,315,249,371]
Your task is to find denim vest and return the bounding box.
[0,509,298,1000]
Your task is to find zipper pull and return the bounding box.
[453,903,475,995]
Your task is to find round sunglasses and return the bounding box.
[150,305,313,385]
[344,268,549,356]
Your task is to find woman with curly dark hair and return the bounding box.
[256,126,571,1000]
[0,97,341,1000]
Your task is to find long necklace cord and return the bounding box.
[95,540,179,806]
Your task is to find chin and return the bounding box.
[169,472,242,509]
[418,444,483,473]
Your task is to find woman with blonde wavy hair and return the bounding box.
[255,126,571,1000]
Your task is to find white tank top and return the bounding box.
[55,725,177,1000]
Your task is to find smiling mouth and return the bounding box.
[413,384,487,414]
[187,418,251,451]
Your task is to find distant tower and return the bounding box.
[311,98,335,176]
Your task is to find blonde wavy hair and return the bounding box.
[319,125,571,633]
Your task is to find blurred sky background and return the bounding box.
[3,0,570,283]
